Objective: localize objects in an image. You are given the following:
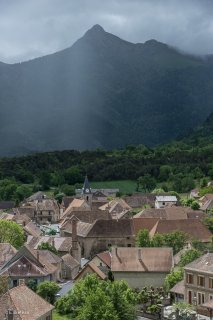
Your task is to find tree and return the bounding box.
[37,242,58,255]
[39,171,51,190]
[55,274,137,320]
[152,233,165,247]
[37,281,60,304]
[138,175,156,192]
[190,201,200,210]
[164,268,183,291]
[163,231,187,254]
[15,185,32,202]
[0,220,24,248]
[179,249,202,267]
[136,229,151,247]
[64,166,83,185]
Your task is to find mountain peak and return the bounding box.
[84,24,105,37]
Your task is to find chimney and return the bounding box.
[72,219,78,249]
[71,218,81,263]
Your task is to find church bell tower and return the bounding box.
[82,175,92,208]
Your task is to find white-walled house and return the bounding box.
[155,196,177,209]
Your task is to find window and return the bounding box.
[187,273,194,284]
[188,290,192,304]
[127,244,132,247]
[209,295,213,300]
[197,292,205,305]
[13,280,18,287]
[197,275,205,287]
[209,278,213,289]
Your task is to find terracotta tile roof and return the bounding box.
[96,251,111,267]
[170,280,185,295]
[60,199,89,220]
[134,207,206,220]
[60,218,93,237]
[36,199,59,211]
[0,284,54,319]
[75,261,106,280]
[0,255,49,277]
[33,236,72,252]
[87,219,133,237]
[132,218,159,235]
[62,253,80,269]
[36,249,62,264]
[153,219,212,242]
[99,198,131,212]
[184,253,213,273]
[62,196,75,209]
[202,300,213,309]
[0,243,17,268]
[111,247,173,272]
[61,209,111,224]
[124,193,156,208]
[23,221,42,237]
[13,214,31,225]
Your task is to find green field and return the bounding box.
[90,180,137,194]
[53,311,72,320]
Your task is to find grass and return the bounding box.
[53,311,72,320]
[90,180,137,194]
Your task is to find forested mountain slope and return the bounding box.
[0,25,213,156]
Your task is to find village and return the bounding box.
[0,175,213,319]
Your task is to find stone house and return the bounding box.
[155,195,178,208]
[0,245,59,288]
[111,247,173,289]
[90,251,111,274]
[34,199,60,224]
[61,253,80,279]
[0,284,54,320]
[74,261,106,281]
[184,252,213,306]
[61,218,134,258]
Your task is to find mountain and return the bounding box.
[0,24,213,156]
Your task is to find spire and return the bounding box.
[82,175,92,194]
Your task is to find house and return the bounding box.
[61,253,80,279]
[170,280,185,303]
[0,201,15,211]
[184,252,213,306]
[0,284,54,320]
[23,221,42,237]
[134,207,206,220]
[61,218,134,258]
[0,245,59,288]
[60,208,111,224]
[133,218,212,244]
[124,193,156,208]
[24,191,47,203]
[26,235,75,257]
[111,247,173,289]
[0,243,17,268]
[99,198,132,214]
[90,251,111,274]
[34,199,60,224]
[74,261,107,281]
[60,199,91,221]
[155,196,178,208]
[199,194,213,210]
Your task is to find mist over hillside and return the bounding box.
[0,25,213,156]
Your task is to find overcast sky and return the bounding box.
[1,0,213,63]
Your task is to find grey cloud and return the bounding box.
[0,0,213,63]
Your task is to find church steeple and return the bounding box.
[82,175,92,208]
[82,175,92,195]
